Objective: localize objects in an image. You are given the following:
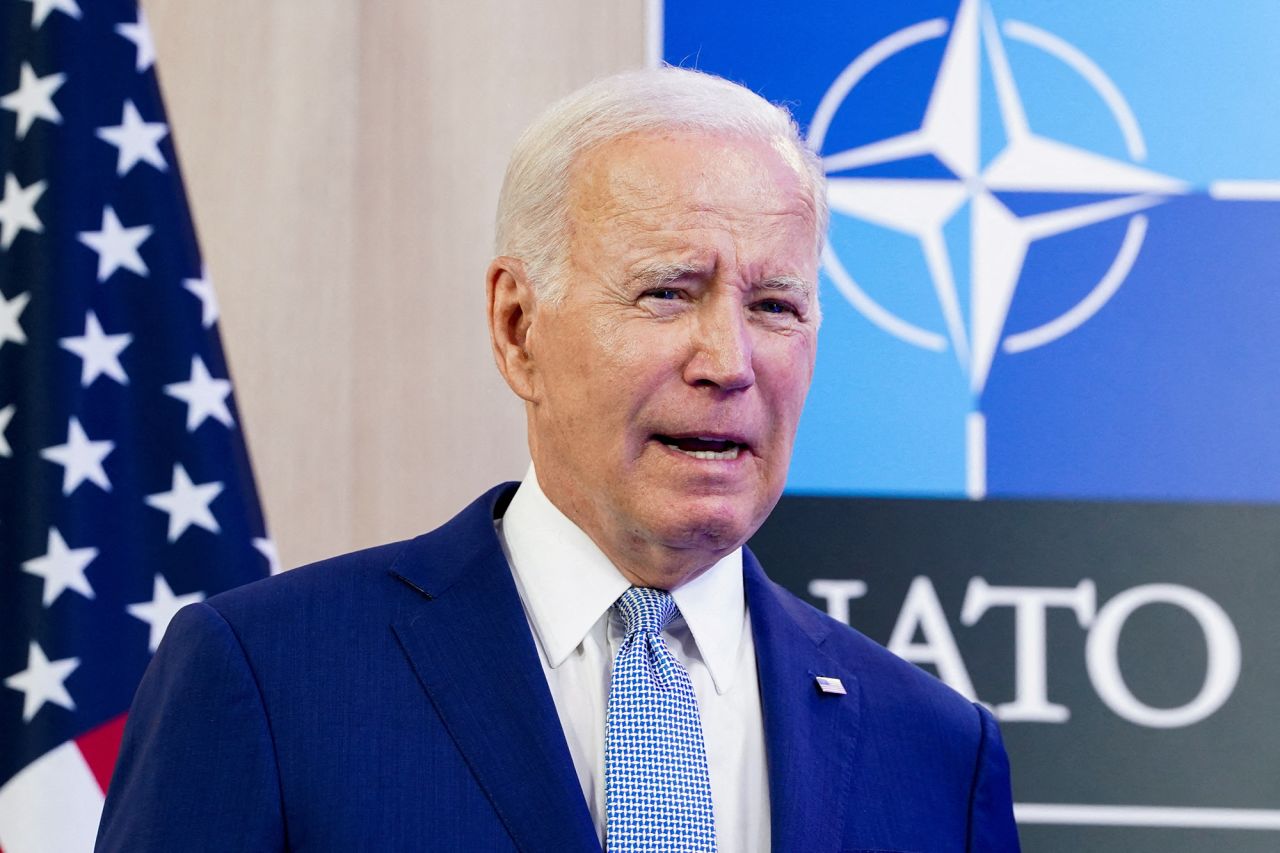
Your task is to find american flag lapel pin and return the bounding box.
[815,675,847,695]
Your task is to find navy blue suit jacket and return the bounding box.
[97,484,1019,852]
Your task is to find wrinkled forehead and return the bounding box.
[565,130,819,234]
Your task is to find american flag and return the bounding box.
[0,1,271,849]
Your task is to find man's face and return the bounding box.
[522,130,820,586]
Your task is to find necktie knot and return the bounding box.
[615,586,678,637]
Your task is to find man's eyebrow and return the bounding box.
[759,275,815,297]
[630,262,707,288]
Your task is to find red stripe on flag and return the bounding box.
[75,714,128,794]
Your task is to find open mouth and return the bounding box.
[653,434,746,461]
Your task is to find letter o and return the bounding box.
[1085,584,1241,729]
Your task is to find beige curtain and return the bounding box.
[144,1,648,569]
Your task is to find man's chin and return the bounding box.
[628,514,749,590]
[644,499,761,556]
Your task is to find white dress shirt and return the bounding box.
[498,466,771,852]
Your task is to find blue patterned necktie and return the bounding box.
[605,587,717,852]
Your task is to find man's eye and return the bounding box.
[756,299,797,315]
[645,288,683,300]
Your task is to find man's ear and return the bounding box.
[486,256,539,402]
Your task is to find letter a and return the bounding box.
[887,577,978,700]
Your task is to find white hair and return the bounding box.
[494,66,829,303]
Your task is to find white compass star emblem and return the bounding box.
[807,0,1276,497]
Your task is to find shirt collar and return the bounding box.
[501,465,746,695]
[668,542,745,695]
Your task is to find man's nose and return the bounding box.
[683,301,755,391]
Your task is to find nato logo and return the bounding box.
[664,0,1280,502]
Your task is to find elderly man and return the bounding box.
[97,68,1019,852]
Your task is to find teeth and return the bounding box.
[676,446,740,461]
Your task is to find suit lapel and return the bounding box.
[389,485,600,853]
[745,550,860,852]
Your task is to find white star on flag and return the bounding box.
[115,11,156,73]
[22,528,97,607]
[0,403,13,456]
[3,641,79,722]
[126,575,206,653]
[0,172,46,249]
[254,537,282,575]
[1,62,66,140]
[39,416,114,495]
[19,0,81,29]
[96,100,168,176]
[0,289,30,349]
[165,356,234,431]
[184,268,219,328]
[78,205,153,282]
[59,310,132,386]
[145,463,224,542]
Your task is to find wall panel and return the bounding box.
[144,0,647,567]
